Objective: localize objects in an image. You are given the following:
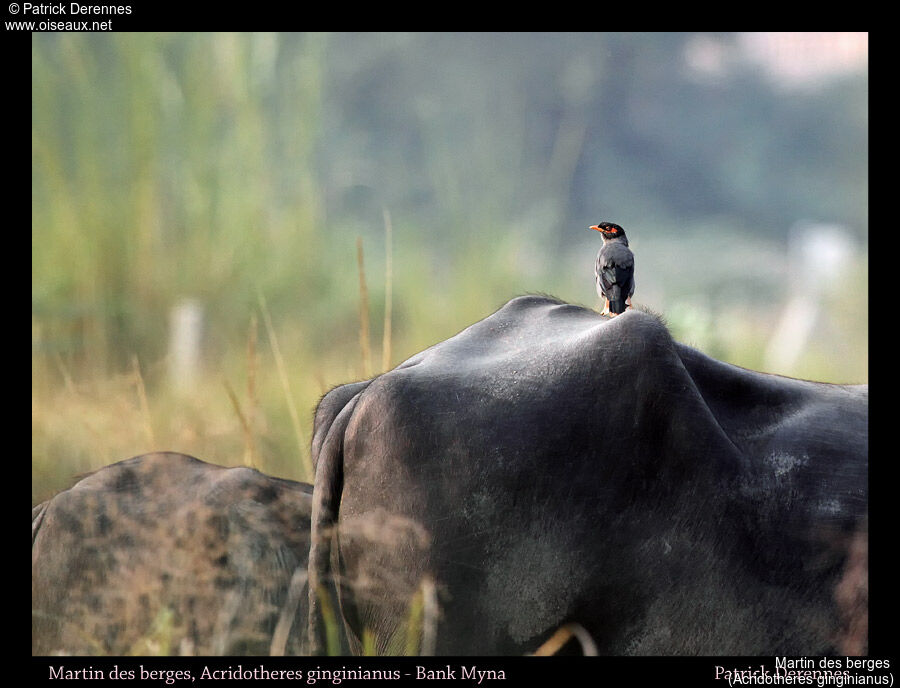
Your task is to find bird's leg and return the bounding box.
[601,298,611,316]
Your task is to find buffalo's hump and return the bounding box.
[310,295,867,656]
[32,452,313,655]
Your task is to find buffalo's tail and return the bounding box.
[307,391,364,655]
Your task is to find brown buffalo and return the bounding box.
[32,452,312,656]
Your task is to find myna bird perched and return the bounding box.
[590,222,635,316]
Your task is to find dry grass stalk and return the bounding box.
[530,622,598,656]
[404,587,424,656]
[269,567,308,657]
[131,354,155,447]
[419,575,438,656]
[398,575,438,656]
[357,236,372,379]
[327,511,433,655]
[256,291,312,482]
[382,208,393,372]
[246,313,259,461]
[315,585,342,657]
[223,378,257,469]
[53,351,77,394]
[361,629,377,656]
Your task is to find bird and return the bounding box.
[590,221,635,316]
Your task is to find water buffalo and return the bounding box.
[308,295,868,656]
[32,452,312,655]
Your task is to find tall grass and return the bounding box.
[31,34,515,498]
[32,34,867,506]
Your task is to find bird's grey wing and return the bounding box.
[619,247,635,299]
[595,251,615,298]
[620,259,635,300]
[599,265,618,297]
[597,245,633,295]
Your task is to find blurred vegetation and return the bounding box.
[32,33,867,504]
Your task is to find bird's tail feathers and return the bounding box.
[606,286,626,314]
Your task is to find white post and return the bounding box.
[764,222,854,373]
[168,298,204,393]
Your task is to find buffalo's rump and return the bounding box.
[32,452,313,655]
[309,296,868,656]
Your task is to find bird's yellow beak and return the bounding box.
[589,225,602,232]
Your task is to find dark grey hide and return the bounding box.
[308,295,867,656]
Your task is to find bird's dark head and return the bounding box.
[590,222,626,239]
